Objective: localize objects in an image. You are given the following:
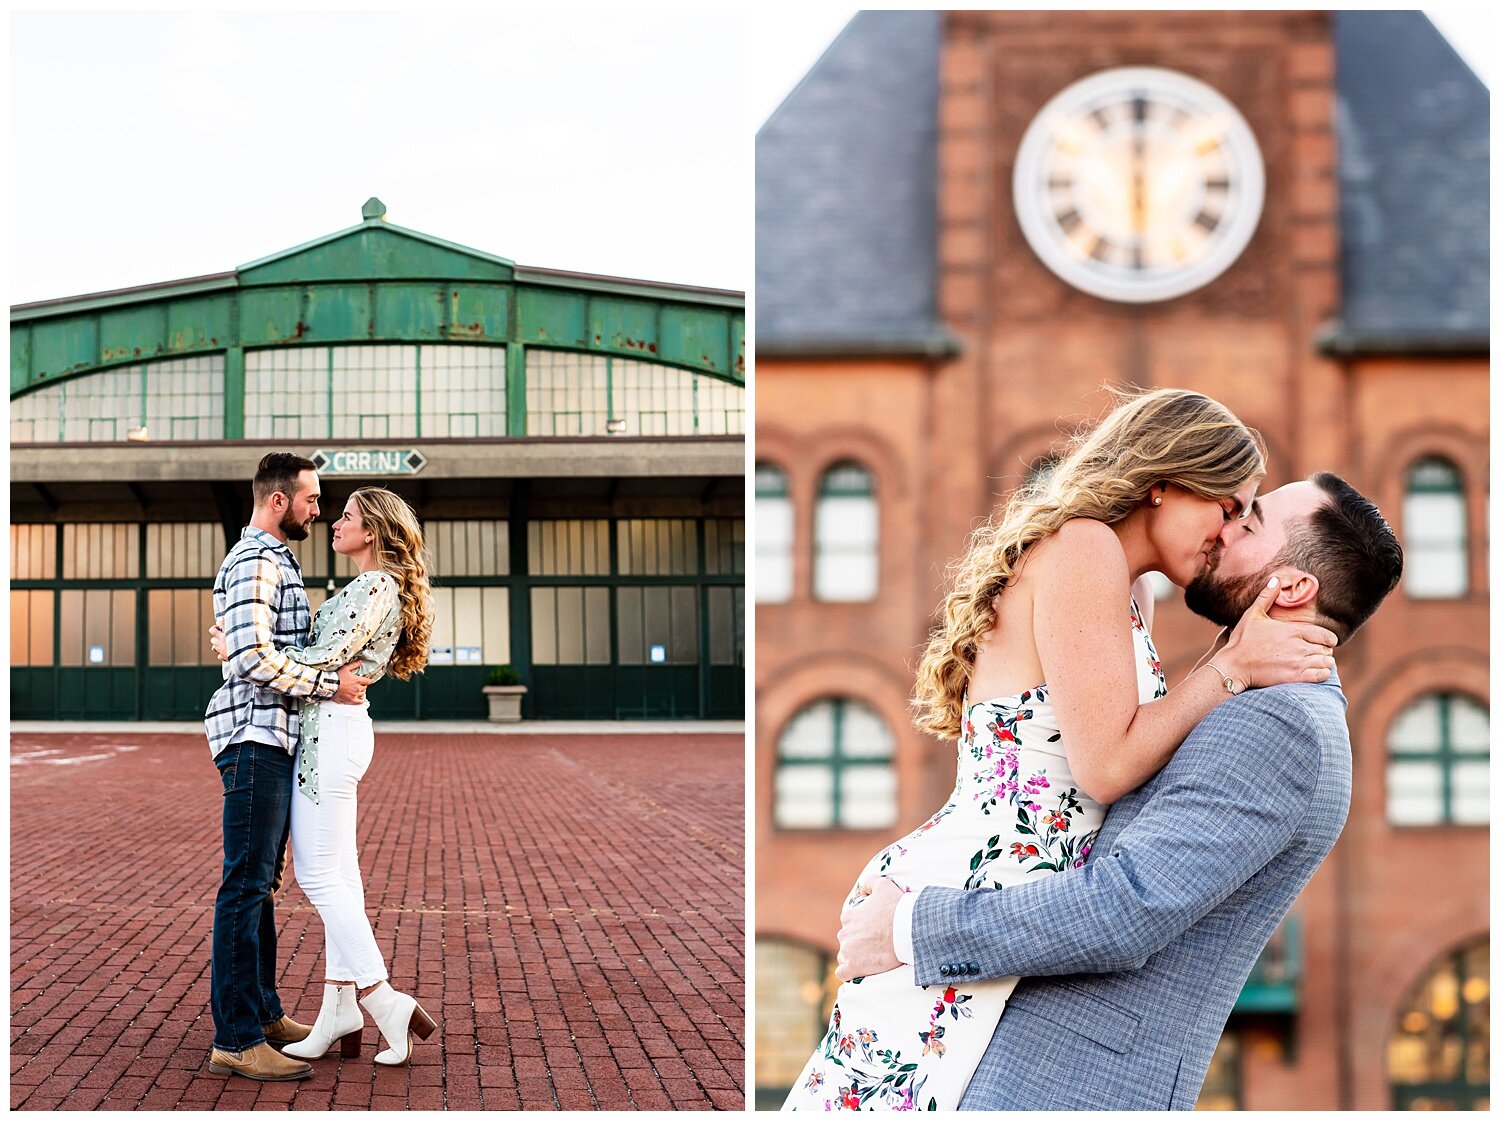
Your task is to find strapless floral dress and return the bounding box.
[781,599,1166,1111]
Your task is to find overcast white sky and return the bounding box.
[8,9,748,304]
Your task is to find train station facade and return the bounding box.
[11,199,745,722]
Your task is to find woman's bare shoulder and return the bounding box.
[1026,518,1127,573]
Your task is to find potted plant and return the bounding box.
[481,665,527,723]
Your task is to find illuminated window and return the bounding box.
[10,355,225,442]
[754,938,835,1110]
[756,462,793,603]
[1387,694,1489,826]
[1388,938,1489,1110]
[775,698,896,829]
[525,350,743,436]
[1404,458,1468,598]
[813,461,877,602]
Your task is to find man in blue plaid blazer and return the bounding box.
[838,474,1402,1110]
[204,453,370,1082]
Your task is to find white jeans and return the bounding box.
[291,702,389,987]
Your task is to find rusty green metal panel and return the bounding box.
[99,304,166,365]
[588,297,660,360]
[239,289,305,346]
[29,317,99,381]
[305,284,373,340]
[659,305,731,377]
[446,286,510,342]
[506,344,527,437]
[11,324,32,394]
[373,284,444,338]
[516,288,589,348]
[239,225,514,286]
[165,296,232,353]
[730,315,746,380]
[224,347,245,438]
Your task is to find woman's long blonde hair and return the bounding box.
[351,487,433,681]
[911,388,1265,740]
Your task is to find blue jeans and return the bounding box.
[211,740,293,1052]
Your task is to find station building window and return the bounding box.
[531,586,611,665]
[1388,937,1489,1109]
[10,355,225,443]
[774,697,897,830]
[755,937,835,1110]
[244,344,506,439]
[529,519,610,576]
[755,462,793,603]
[813,461,877,602]
[1386,693,1489,826]
[1403,457,1468,598]
[525,350,743,436]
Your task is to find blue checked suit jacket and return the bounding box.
[910,673,1352,1111]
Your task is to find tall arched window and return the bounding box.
[756,462,793,603]
[814,461,877,602]
[774,697,896,829]
[1404,458,1468,598]
[1388,937,1489,1109]
[1386,694,1489,826]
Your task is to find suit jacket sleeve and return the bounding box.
[908,688,1324,985]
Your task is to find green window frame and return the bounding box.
[1388,937,1489,1109]
[1386,693,1489,826]
[774,697,896,830]
[1404,457,1468,599]
[813,461,877,603]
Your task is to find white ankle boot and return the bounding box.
[359,982,437,1066]
[284,983,364,1059]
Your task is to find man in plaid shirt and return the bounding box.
[205,453,369,1082]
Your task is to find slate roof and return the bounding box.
[757,11,1489,356]
[1329,11,1489,352]
[755,11,951,356]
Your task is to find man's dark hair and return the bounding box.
[1279,471,1404,642]
[252,452,317,506]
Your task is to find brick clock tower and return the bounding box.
[756,10,1487,1110]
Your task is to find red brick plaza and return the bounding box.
[11,729,745,1110]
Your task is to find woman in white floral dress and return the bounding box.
[213,487,437,1067]
[782,390,1338,1111]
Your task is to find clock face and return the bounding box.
[1012,67,1265,303]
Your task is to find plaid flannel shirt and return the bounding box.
[204,527,339,758]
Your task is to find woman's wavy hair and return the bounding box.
[350,487,433,681]
[911,387,1265,741]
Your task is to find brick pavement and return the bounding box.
[11,731,745,1110]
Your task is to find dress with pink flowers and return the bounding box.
[781,598,1166,1111]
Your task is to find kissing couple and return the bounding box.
[203,452,439,1081]
[782,388,1403,1111]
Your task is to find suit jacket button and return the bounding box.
[967,962,980,974]
[939,964,952,977]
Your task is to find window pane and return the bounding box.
[419,344,506,438]
[775,767,834,829]
[842,702,895,760]
[1387,761,1443,825]
[757,496,793,603]
[1449,698,1489,754]
[530,587,557,665]
[10,590,31,665]
[29,590,53,665]
[430,587,457,664]
[1450,761,1489,824]
[481,587,511,665]
[779,703,834,760]
[556,587,584,663]
[1390,696,1442,751]
[617,586,643,665]
[814,467,877,601]
[59,590,83,665]
[756,940,833,1093]
[1404,487,1467,598]
[839,767,898,828]
[584,587,611,665]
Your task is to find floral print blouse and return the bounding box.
[281,570,402,803]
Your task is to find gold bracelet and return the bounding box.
[1203,661,1242,696]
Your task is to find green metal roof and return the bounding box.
[12,199,745,393]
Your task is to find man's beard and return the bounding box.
[1183,554,1278,628]
[279,508,312,541]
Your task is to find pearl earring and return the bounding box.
[1151,495,1162,506]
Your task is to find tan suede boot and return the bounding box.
[208,1041,314,1081]
[262,1015,312,1045]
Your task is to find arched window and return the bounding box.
[1386,694,1489,826]
[774,697,896,829]
[1388,937,1489,1109]
[756,462,793,603]
[1404,458,1468,598]
[813,461,877,602]
[754,937,835,1109]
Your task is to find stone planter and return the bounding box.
[482,685,527,723]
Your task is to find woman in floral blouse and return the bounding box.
[213,487,435,1066]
